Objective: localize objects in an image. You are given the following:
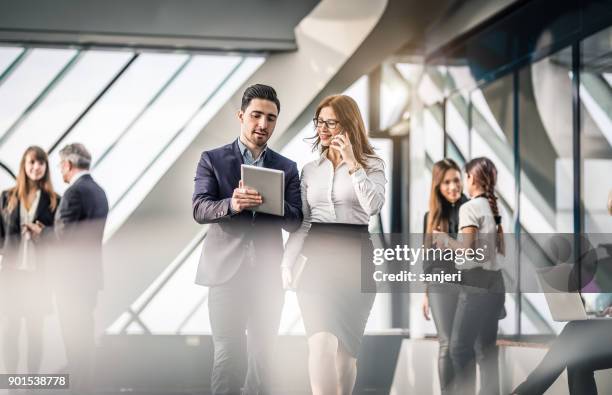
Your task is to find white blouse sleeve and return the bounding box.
[351,158,387,216]
[281,167,312,269]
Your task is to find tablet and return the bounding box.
[241,165,285,216]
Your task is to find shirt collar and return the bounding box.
[69,170,90,187]
[237,137,267,162]
[316,149,328,166]
[316,148,349,168]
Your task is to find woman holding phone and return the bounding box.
[281,94,386,395]
[0,146,59,374]
[422,158,470,395]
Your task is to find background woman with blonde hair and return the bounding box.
[0,146,59,374]
[281,94,386,394]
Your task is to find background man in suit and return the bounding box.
[54,143,109,394]
[193,84,302,395]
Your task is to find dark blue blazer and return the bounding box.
[0,189,60,269]
[54,173,109,291]
[193,138,302,286]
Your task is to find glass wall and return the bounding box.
[580,26,612,233]
[407,22,612,337]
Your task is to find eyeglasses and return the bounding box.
[313,118,340,130]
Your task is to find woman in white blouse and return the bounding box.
[0,146,59,374]
[281,95,386,395]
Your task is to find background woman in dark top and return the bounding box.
[422,158,469,395]
[0,146,59,373]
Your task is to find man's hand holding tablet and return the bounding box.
[231,180,263,213]
[240,165,285,216]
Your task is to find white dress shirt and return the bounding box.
[18,189,41,271]
[281,150,387,269]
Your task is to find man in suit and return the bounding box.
[193,84,302,395]
[53,143,109,394]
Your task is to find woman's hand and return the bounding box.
[330,133,357,168]
[432,229,449,248]
[21,221,45,241]
[422,293,431,321]
[281,267,293,290]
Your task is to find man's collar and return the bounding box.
[69,170,90,187]
[237,136,267,160]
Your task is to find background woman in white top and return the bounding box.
[0,146,59,374]
[281,95,386,395]
[436,156,506,395]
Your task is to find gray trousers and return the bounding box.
[208,262,283,395]
[447,270,505,395]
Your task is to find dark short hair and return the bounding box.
[241,84,280,113]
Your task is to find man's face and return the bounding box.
[238,98,278,147]
[59,158,71,184]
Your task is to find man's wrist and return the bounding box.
[228,199,239,215]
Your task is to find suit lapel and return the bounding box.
[8,198,20,235]
[33,191,51,224]
[229,139,244,188]
[263,148,278,170]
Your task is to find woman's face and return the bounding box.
[316,106,343,147]
[439,168,462,203]
[24,152,46,182]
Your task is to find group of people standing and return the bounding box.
[192,83,508,395]
[422,158,506,395]
[0,143,108,394]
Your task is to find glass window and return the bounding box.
[520,46,574,234]
[580,26,612,232]
[445,91,470,159]
[0,48,77,145]
[380,65,409,131]
[446,136,466,167]
[47,52,191,192]
[447,65,477,98]
[0,166,15,192]
[0,50,134,169]
[470,75,516,227]
[91,54,242,207]
[344,75,369,130]
[0,47,23,77]
[418,65,446,106]
[106,233,210,335]
[518,46,574,335]
[424,103,444,162]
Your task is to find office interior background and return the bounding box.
[0,0,611,393]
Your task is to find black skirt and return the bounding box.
[297,222,375,358]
